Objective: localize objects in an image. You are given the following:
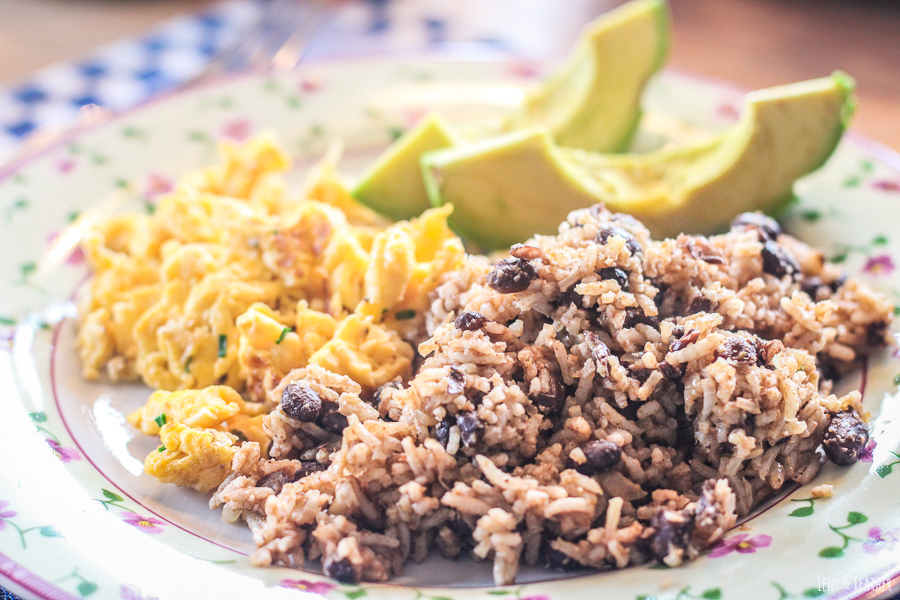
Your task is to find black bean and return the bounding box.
[295,461,328,479]
[557,287,584,309]
[574,440,621,475]
[669,328,700,352]
[455,310,488,331]
[649,509,694,562]
[830,273,848,291]
[817,355,841,386]
[487,258,538,293]
[659,361,685,380]
[596,226,643,257]
[281,383,322,422]
[731,212,782,242]
[447,366,466,395]
[456,411,483,447]
[374,380,402,404]
[761,240,799,278]
[652,279,670,309]
[256,470,291,495]
[543,542,581,571]
[318,402,349,434]
[447,516,474,550]
[530,371,567,414]
[866,321,889,347]
[324,556,359,583]
[624,309,660,329]
[629,366,653,383]
[687,296,714,314]
[598,267,629,290]
[435,419,454,448]
[719,337,758,364]
[823,411,869,466]
[800,276,827,300]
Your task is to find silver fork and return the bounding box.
[197,0,332,82]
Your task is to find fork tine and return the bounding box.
[208,0,328,78]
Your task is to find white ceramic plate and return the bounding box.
[1,57,900,600]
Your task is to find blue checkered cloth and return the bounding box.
[0,587,19,600]
[0,0,263,159]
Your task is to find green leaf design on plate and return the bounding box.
[819,546,844,558]
[802,589,826,598]
[877,453,900,477]
[847,511,868,524]
[800,209,822,222]
[789,506,814,517]
[344,590,367,599]
[77,581,98,596]
[0,316,15,326]
[701,589,722,600]
[29,412,47,423]
[788,496,820,517]
[102,489,124,502]
[40,525,63,537]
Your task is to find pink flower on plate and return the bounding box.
[122,513,166,534]
[507,60,540,79]
[401,108,429,128]
[220,118,254,142]
[860,438,877,462]
[279,579,336,594]
[716,103,741,121]
[0,501,17,531]
[708,533,772,558]
[298,74,324,93]
[862,254,895,277]
[863,527,900,554]
[872,180,900,192]
[55,158,76,174]
[143,172,174,199]
[47,439,82,463]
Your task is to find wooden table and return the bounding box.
[1,0,898,151]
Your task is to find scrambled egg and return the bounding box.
[77,134,465,489]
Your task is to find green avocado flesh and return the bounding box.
[505,0,669,152]
[351,0,668,218]
[422,73,855,251]
[350,115,456,220]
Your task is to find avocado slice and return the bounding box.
[351,114,457,221]
[506,0,669,152]
[351,0,669,218]
[423,73,856,250]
